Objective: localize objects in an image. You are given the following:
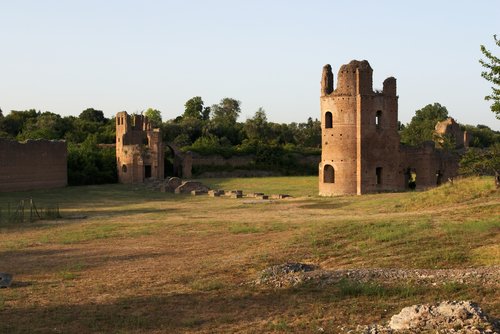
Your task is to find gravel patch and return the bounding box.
[255,264,500,288]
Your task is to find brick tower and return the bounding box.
[319,60,400,195]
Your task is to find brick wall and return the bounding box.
[0,139,67,192]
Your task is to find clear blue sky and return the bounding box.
[1,0,499,129]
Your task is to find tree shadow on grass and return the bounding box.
[0,247,178,277]
[0,207,179,231]
[0,287,337,333]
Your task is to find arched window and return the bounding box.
[324,165,335,183]
[325,112,333,128]
[122,165,127,173]
[376,110,382,128]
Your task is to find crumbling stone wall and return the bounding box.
[116,112,164,184]
[434,117,470,148]
[319,60,461,196]
[0,139,67,192]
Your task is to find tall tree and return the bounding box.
[243,107,271,142]
[400,103,449,146]
[211,98,241,124]
[144,108,162,128]
[208,98,242,145]
[79,108,106,123]
[480,35,500,119]
[183,96,210,120]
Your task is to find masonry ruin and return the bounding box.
[116,112,165,183]
[115,111,194,184]
[319,60,465,196]
[0,139,67,192]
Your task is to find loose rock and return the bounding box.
[0,273,13,288]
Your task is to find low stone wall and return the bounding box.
[191,154,255,167]
[0,139,67,192]
[190,152,320,177]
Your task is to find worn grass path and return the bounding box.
[0,176,498,333]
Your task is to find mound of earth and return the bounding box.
[254,265,500,287]
[356,301,499,334]
[255,263,317,287]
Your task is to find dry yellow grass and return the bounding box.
[0,176,498,333]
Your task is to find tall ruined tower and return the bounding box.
[116,112,164,183]
[319,60,400,195]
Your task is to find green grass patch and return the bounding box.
[199,176,318,197]
[397,176,498,210]
[229,223,261,234]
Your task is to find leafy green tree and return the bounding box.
[67,135,117,185]
[0,109,38,138]
[243,107,272,142]
[400,103,449,146]
[183,96,210,120]
[179,116,203,143]
[79,108,106,123]
[480,35,500,119]
[0,108,6,138]
[459,143,500,177]
[208,98,242,145]
[211,98,241,124]
[144,108,162,128]
[17,112,67,140]
[462,124,500,148]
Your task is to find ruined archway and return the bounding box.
[164,143,192,179]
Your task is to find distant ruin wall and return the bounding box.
[0,139,67,192]
[191,154,255,168]
[191,152,320,177]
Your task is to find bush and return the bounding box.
[67,138,117,185]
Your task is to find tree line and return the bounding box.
[1,98,498,185]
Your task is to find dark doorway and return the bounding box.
[405,168,416,190]
[436,170,443,186]
[145,165,152,178]
[164,146,175,178]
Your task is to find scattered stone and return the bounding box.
[271,194,291,199]
[247,192,264,198]
[225,190,243,196]
[0,273,13,288]
[167,177,182,191]
[191,190,207,196]
[254,266,500,289]
[255,194,269,200]
[208,189,224,197]
[230,193,243,199]
[355,301,499,333]
[256,263,317,287]
[174,181,209,194]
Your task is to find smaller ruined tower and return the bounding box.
[116,112,164,183]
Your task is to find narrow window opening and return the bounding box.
[325,112,333,128]
[324,165,335,183]
[122,165,127,173]
[376,110,382,128]
[376,167,382,185]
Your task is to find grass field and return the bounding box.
[0,176,499,333]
